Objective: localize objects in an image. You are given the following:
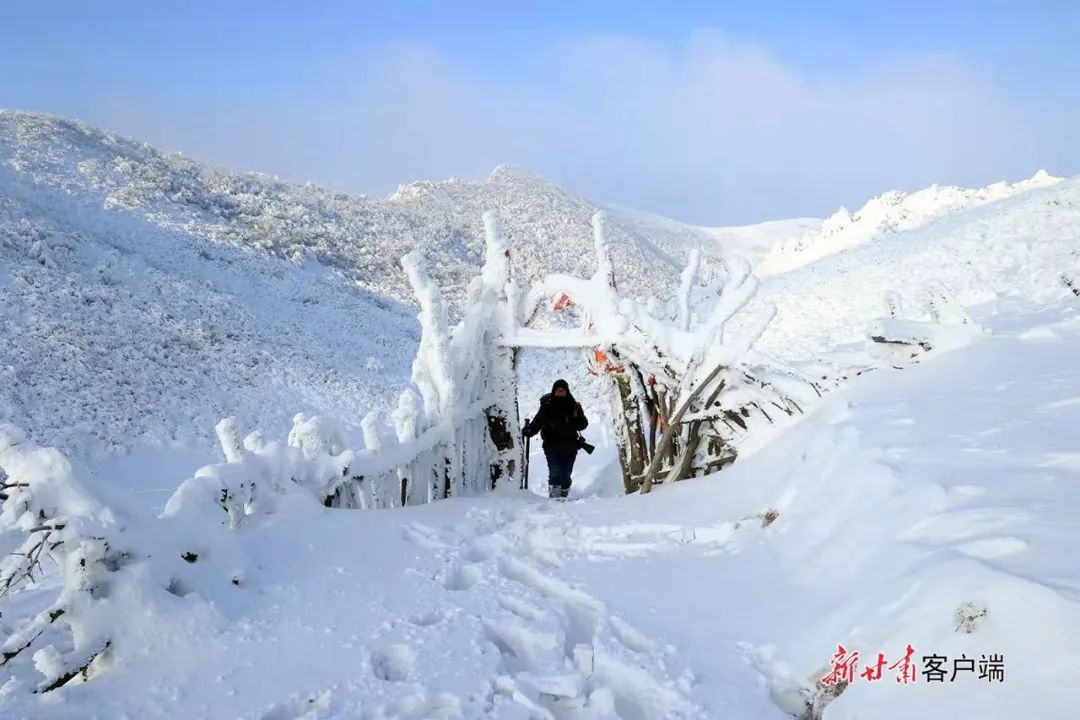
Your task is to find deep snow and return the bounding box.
[3,112,1080,719]
[3,297,1077,719]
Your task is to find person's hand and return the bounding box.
[523,421,532,435]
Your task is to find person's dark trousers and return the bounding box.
[544,449,577,498]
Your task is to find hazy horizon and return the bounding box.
[3,1,1078,225]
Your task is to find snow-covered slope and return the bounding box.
[0,112,717,313]
[699,217,823,265]
[759,171,1061,275]
[3,296,1077,720]
[752,175,1080,364]
[606,202,823,266]
[0,136,420,471]
[0,111,725,475]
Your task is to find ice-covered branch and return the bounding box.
[215,417,244,463]
[401,250,455,422]
[676,248,701,332]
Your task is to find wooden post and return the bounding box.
[640,364,727,494]
[609,369,649,494]
[484,405,516,488]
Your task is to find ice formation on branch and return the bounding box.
[503,212,818,493]
[166,211,522,522]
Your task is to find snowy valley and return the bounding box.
[2,111,1080,720]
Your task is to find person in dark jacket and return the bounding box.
[523,379,589,498]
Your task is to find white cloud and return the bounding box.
[97,31,1077,224]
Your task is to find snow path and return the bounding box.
[236,493,769,720]
[398,501,709,719]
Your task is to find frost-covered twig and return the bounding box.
[0,425,125,692]
[401,251,455,423]
[166,414,356,523]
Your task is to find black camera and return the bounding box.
[577,436,595,454]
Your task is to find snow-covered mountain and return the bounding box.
[752,175,1080,364]
[1,111,719,313]
[0,111,731,467]
[2,109,1072,480]
[3,109,1080,720]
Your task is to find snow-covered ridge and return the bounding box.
[759,170,1061,275]
[0,111,720,312]
[753,175,1080,364]
[602,201,817,267]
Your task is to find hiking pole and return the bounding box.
[522,418,531,490]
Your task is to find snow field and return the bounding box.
[4,110,1080,718]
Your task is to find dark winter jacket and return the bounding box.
[525,380,589,454]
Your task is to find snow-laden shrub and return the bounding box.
[287,413,348,459]
[0,423,255,694]
[164,415,355,527]
[0,424,121,691]
[865,283,986,370]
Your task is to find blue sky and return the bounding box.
[3,1,1078,223]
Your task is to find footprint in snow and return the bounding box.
[371,643,416,682]
[407,608,449,627]
[444,561,481,591]
[482,617,562,673]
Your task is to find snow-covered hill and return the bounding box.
[0,111,729,476]
[1,134,416,471]
[759,171,1061,275]
[0,111,718,314]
